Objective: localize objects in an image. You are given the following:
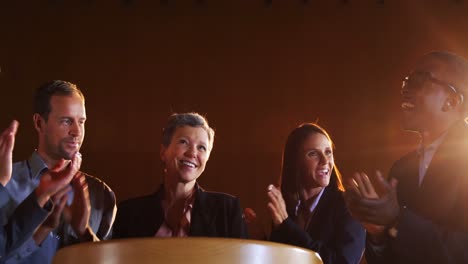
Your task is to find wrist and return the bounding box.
[387,205,406,239]
[35,188,50,208]
[0,177,9,187]
[33,226,54,245]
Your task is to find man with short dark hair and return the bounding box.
[0,120,83,259]
[3,80,116,264]
[345,51,468,263]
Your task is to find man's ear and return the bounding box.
[443,93,463,112]
[33,113,45,133]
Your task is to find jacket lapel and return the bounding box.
[417,122,468,223]
[141,187,165,237]
[394,151,420,209]
[189,184,214,236]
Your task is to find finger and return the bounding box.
[267,185,284,204]
[353,172,370,197]
[267,202,283,224]
[72,173,87,192]
[70,152,82,175]
[344,175,358,190]
[267,184,280,196]
[343,187,362,207]
[50,193,69,219]
[267,189,286,213]
[0,125,9,151]
[55,194,68,213]
[4,120,18,153]
[372,170,391,196]
[0,120,17,141]
[51,185,72,201]
[69,160,84,180]
[389,177,398,189]
[50,159,67,172]
[361,173,379,199]
[267,191,281,209]
[54,162,79,187]
[343,175,363,200]
[62,203,72,223]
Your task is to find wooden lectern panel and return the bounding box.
[53,237,323,264]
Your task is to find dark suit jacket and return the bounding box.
[366,120,468,264]
[270,185,365,264]
[113,184,248,239]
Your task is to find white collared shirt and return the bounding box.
[417,132,447,186]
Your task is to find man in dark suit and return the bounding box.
[345,51,468,263]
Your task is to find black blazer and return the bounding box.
[366,120,468,264]
[270,185,365,264]
[113,184,248,239]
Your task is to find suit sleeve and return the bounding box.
[228,197,248,239]
[0,188,52,260]
[95,184,116,240]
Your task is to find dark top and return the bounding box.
[365,120,468,264]
[113,183,248,239]
[270,185,365,264]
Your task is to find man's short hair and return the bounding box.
[426,51,468,95]
[34,80,84,120]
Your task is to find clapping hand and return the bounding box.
[62,172,92,239]
[267,184,288,227]
[344,171,400,235]
[33,153,82,244]
[0,120,19,186]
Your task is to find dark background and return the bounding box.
[1,0,468,233]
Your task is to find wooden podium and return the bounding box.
[53,237,323,264]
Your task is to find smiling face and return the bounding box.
[400,54,463,135]
[298,132,334,189]
[35,94,86,163]
[160,126,211,186]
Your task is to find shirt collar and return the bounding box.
[27,151,49,179]
[294,187,325,216]
[417,132,447,156]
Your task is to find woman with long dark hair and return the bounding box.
[267,123,365,264]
